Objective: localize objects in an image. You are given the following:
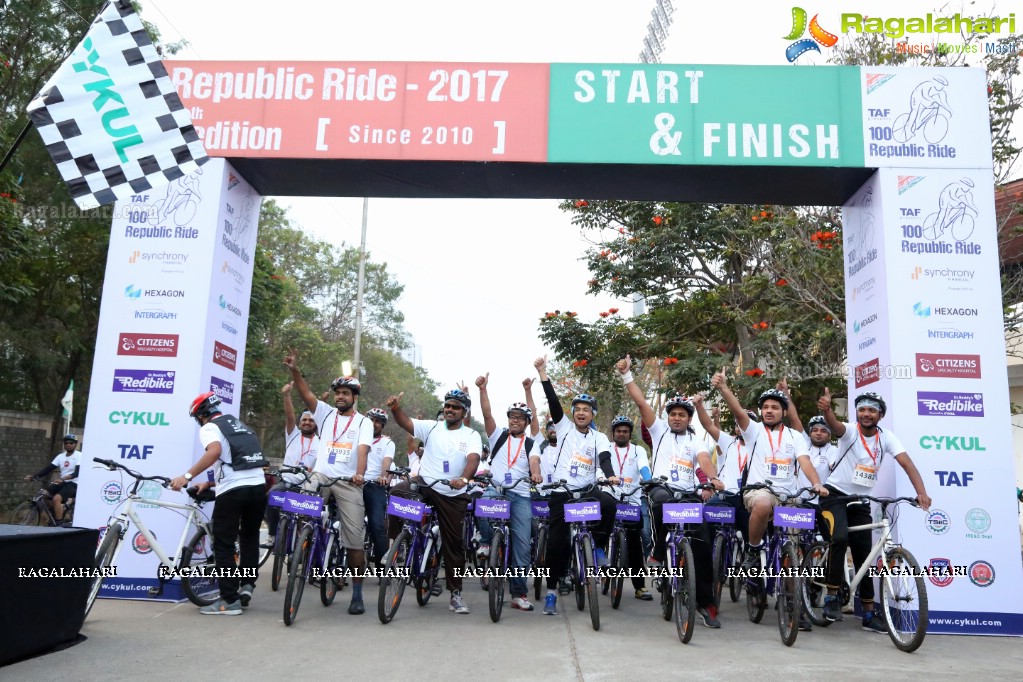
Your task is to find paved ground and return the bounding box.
[7,576,1022,680]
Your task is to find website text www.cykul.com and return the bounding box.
[929,616,1003,628]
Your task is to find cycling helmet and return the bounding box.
[366,407,388,424]
[62,434,78,443]
[610,415,634,431]
[330,376,362,395]
[758,389,789,410]
[745,409,760,423]
[571,394,598,412]
[854,392,887,417]
[807,415,831,432]
[664,395,695,417]
[189,391,222,423]
[506,402,533,422]
[444,389,472,410]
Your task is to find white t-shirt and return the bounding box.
[828,423,906,496]
[797,433,836,499]
[609,442,649,504]
[52,450,81,481]
[199,422,266,496]
[549,417,611,491]
[739,422,809,495]
[311,401,375,479]
[486,429,540,496]
[282,428,319,485]
[715,433,749,494]
[366,435,395,480]
[413,419,483,497]
[648,419,709,491]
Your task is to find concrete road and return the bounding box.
[7,579,1022,680]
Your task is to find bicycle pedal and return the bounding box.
[147,586,163,597]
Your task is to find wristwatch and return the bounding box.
[183,472,193,481]
[460,477,469,485]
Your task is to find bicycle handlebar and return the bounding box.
[486,476,534,495]
[93,457,172,486]
[312,475,354,491]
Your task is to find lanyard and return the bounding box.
[765,424,785,457]
[372,436,383,446]
[737,441,748,473]
[299,435,314,465]
[614,444,629,477]
[507,435,525,470]
[857,424,880,467]
[332,412,356,441]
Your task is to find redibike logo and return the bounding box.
[916,353,981,379]
[108,411,170,426]
[117,333,179,357]
[917,391,984,417]
[567,503,600,517]
[290,499,321,511]
[111,369,175,394]
[664,508,701,521]
[854,358,880,388]
[919,435,985,451]
[210,376,235,404]
[213,340,237,370]
[391,501,421,515]
[477,502,509,514]
[776,509,814,525]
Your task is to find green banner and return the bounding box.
[548,64,864,167]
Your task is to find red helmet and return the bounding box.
[189,391,222,423]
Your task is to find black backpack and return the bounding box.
[211,414,268,470]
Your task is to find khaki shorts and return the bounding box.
[308,472,366,550]
[743,488,781,512]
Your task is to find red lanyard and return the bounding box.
[614,445,629,477]
[765,424,785,457]
[737,441,748,473]
[372,436,383,446]
[332,412,356,441]
[507,435,525,469]
[299,435,314,465]
[857,424,879,467]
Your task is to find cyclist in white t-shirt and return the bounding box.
[816,389,932,632]
[476,373,543,611]
[363,408,394,568]
[693,395,755,540]
[710,368,828,575]
[608,415,654,600]
[266,381,319,542]
[25,434,81,524]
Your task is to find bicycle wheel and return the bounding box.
[659,547,673,621]
[800,541,830,627]
[84,522,122,620]
[257,518,273,568]
[892,112,912,143]
[283,525,313,626]
[573,543,586,611]
[582,534,600,631]
[610,529,626,609]
[728,538,743,602]
[533,524,547,601]
[674,540,696,644]
[489,529,506,623]
[11,501,40,526]
[880,546,928,653]
[271,519,290,592]
[320,532,342,606]
[180,527,219,606]
[416,537,441,606]
[711,533,725,609]
[379,530,411,624]
[777,541,801,647]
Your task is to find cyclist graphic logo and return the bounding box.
[893,77,952,145]
[923,178,977,243]
[145,166,204,228]
[783,7,838,62]
[847,185,876,277]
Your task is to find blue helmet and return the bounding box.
[571,394,598,412]
[444,389,472,410]
[610,415,634,431]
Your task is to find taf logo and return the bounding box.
[935,470,972,487]
[117,443,154,460]
[927,558,954,588]
[968,560,995,588]
[925,509,950,534]
[783,7,837,62]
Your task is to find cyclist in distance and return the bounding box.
[364,407,395,569]
[607,414,654,601]
[24,434,81,525]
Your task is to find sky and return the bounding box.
[143,0,1021,418]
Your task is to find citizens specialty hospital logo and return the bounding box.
[784,8,838,62]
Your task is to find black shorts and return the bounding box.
[47,481,77,499]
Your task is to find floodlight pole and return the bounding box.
[352,197,369,379]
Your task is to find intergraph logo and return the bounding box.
[783,8,838,63]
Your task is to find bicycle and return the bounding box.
[267,466,313,592]
[544,480,602,632]
[86,458,222,619]
[800,494,928,652]
[601,482,642,610]
[642,478,715,644]
[462,475,490,591]
[475,474,534,622]
[892,101,950,144]
[378,472,448,624]
[12,479,76,527]
[705,500,739,609]
[282,474,352,626]
[530,494,551,601]
[737,483,814,647]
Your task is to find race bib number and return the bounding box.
[570,452,592,476]
[673,456,694,482]
[327,440,353,465]
[766,456,793,479]
[852,463,878,488]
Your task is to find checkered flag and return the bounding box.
[26,0,208,210]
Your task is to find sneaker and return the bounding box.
[635,587,653,601]
[558,576,573,596]
[697,605,721,628]
[739,544,762,572]
[430,581,443,597]
[449,591,470,614]
[477,544,490,559]
[823,595,844,623]
[199,598,242,616]
[594,549,608,567]
[238,583,254,608]
[862,613,888,634]
[511,596,534,611]
[646,555,662,567]
[798,613,813,631]
[543,592,558,615]
[348,598,365,615]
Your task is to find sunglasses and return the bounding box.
[443,403,465,411]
